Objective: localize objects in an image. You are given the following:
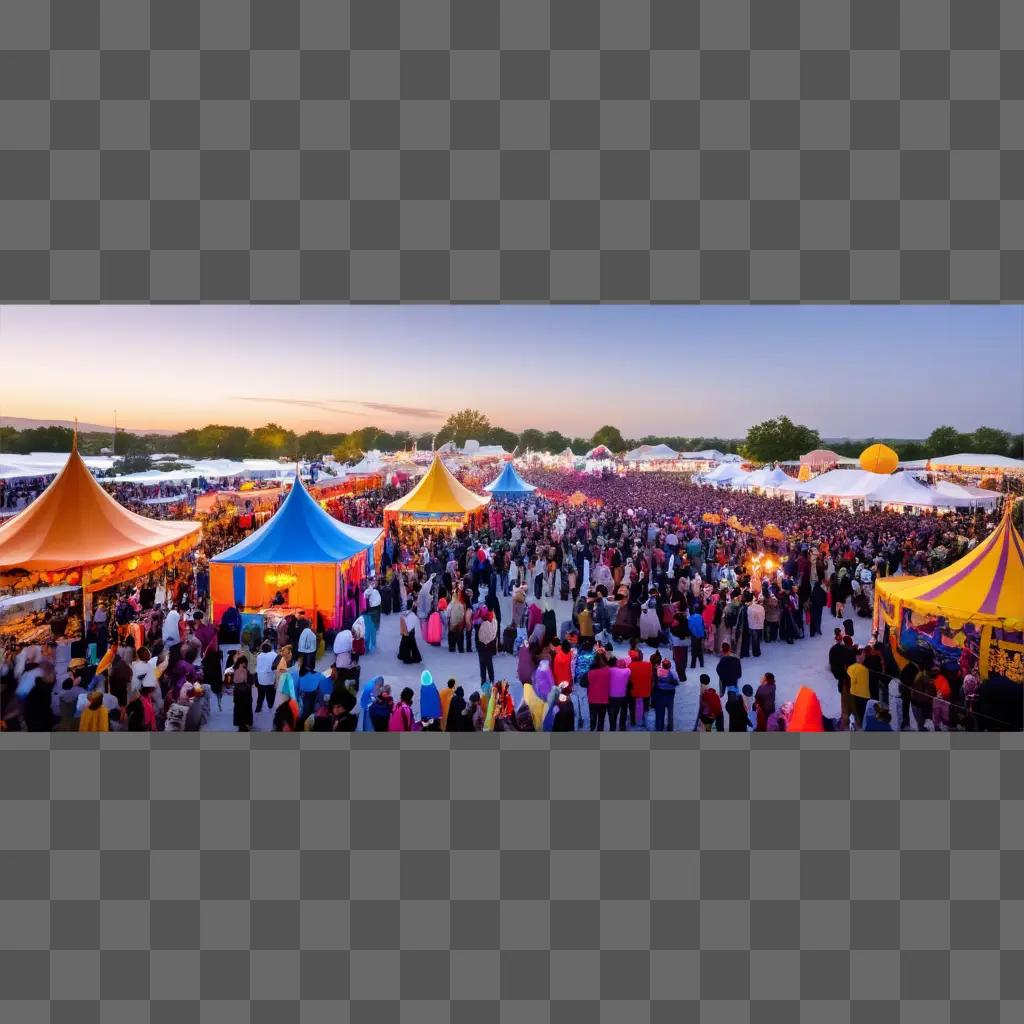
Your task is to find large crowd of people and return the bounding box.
[2,465,1020,734]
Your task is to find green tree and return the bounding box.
[542,431,569,453]
[12,426,75,453]
[971,426,1011,457]
[741,416,821,463]
[168,424,251,459]
[518,428,546,452]
[248,422,297,459]
[488,427,520,452]
[112,430,150,456]
[569,437,590,454]
[298,431,329,458]
[435,409,491,446]
[924,425,971,458]
[111,452,153,475]
[590,425,625,452]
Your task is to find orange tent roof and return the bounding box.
[0,443,201,573]
[384,455,490,515]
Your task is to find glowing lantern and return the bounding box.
[859,443,899,475]
[66,571,80,586]
[152,551,163,564]
[126,557,139,572]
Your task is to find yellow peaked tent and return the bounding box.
[383,454,490,530]
[874,499,1023,681]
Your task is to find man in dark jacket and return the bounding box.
[754,672,776,731]
[715,643,742,696]
[809,581,827,636]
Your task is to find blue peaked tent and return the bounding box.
[484,461,536,497]
[210,474,383,628]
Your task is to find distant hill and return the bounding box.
[0,416,174,436]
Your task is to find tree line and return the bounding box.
[1,413,1020,467]
[739,416,1023,464]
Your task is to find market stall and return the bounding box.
[0,441,201,603]
[874,500,1023,686]
[382,454,490,532]
[483,461,537,498]
[210,474,383,630]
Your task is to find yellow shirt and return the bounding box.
[78,705,109,732]
[848,663,871,700]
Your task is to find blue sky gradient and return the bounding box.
[1,305,1020,438]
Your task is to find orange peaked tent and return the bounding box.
[0,440,201,590]
[383,454,489,529]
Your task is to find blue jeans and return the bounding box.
[653,691,675,731]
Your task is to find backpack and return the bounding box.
[163,702,187,732]
[724,604,738,628]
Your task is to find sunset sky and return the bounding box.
[1,305,1020,439]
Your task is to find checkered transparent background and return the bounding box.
[2,732,1023,1023]
[0,0,1020,301]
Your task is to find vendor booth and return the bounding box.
[210,474,383,630]
[383,454,490,531]
[484,461,537,498]
[0,441,201,598]
[874,500,1023,689]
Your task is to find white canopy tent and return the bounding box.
[108,468,200,484]
[740,466,792,491]
[703,462,748,485]
[929,453,1024,471]
[625,443,678,463]
[862,472,945,507]
[928,481,1003,508]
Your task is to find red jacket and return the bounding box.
[628,659,653,699]
[552,648,573,685]
[587,666,611,704]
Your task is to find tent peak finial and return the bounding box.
[72,418,78,454]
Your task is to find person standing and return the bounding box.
[476,610,498,688]
[231,654,253,732]
[715,643,742,697]
[763,590,781,643]
[695,675,724,731]
[746,597,764,657]
[809,580,827,637]
[297,619,318,672]
[608,657,631,731]
[586,653,611,732]
[847,648,871,729]
[652,660,679,732]
[388,687,416,731]
[365,579,382,634]
[78,688,110,732]
[162,604,181,653]
[753,673,776,732]
[687,604,706,668]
